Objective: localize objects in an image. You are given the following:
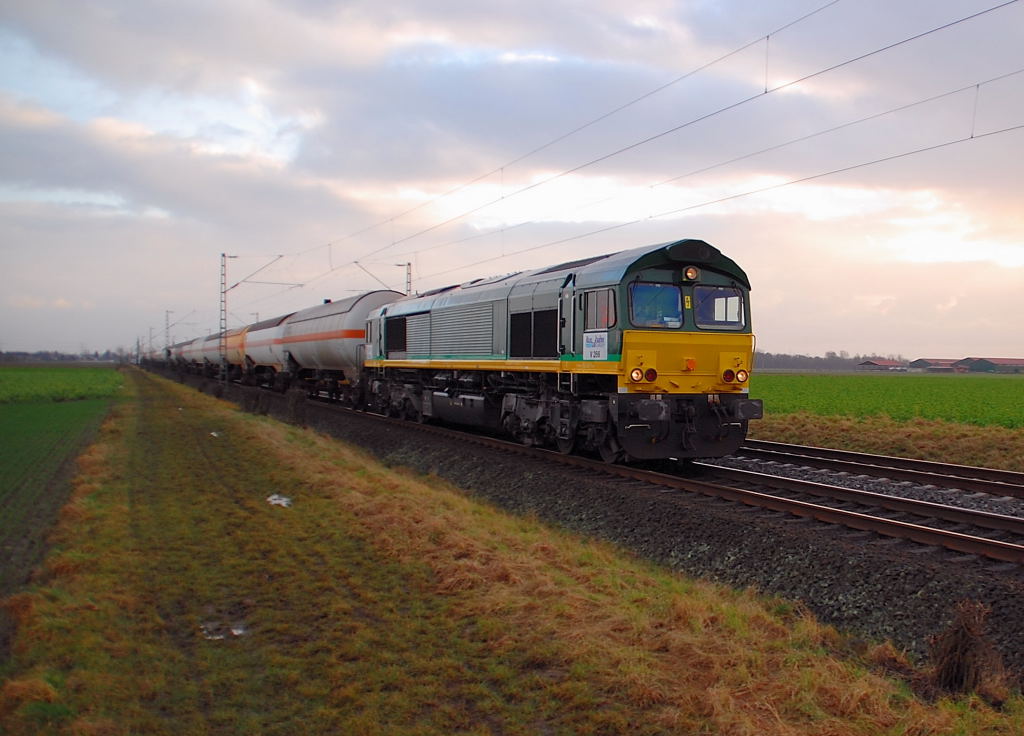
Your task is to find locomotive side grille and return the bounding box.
[431,303,494,355]
[406,313,431,354]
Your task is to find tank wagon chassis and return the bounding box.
[163,238,762,464]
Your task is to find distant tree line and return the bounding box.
[755,350,906,370]
[0,349,130,364]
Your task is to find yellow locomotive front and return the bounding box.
[553,239,762,461]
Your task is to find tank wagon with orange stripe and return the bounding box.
[238,314,294,385]
[272,291,402,389]
[168,291,401,389]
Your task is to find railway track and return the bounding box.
[736,439,1024,498]
[311,401,1024,566]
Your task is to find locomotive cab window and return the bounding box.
[385,316,407,352]
[584,289,616,330]
[694,286,745,330]
[629,283,682,328]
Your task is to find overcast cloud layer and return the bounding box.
[1,0,1022,358]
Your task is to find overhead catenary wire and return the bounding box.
[215,2,1022,332]
[226,114,1024,323]
[294,0,848,260]
[415,121,1024,283]
[227,255,283,291]
[289,0,1020,293]
[382,66,1024,263]
[376,0,1022,255]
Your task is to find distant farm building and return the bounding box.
[953,357,1024,374]
[909,358,960,373]
[857,359,908,371]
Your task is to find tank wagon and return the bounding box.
[160,238,762,462]
[167,291,401,388]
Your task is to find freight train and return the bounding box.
[153,238,763,462]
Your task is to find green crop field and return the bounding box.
[751,372,1024,428]
[0,366,118,629]
[0,364,124,403]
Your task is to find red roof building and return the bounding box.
[957,357,1024,374]
[857,359,908,371]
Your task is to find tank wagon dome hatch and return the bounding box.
[249,313,294,330]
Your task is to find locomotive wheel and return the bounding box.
[403,399,424,423]
[598,437,622,464]
[556,434,575,454]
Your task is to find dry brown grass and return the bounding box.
[245,406,1023,734]
[0,677,58,710]
[927,601,1013,707]
[750,412,1024,472]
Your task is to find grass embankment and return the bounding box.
[750,374,1024,472]
[2,370,1022,734]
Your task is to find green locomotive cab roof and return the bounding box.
[576,238,750,291]
[371,238,748,321]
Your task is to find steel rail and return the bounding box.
[315,404,1024,565]
[701,464,1024,536]
[739,440,1024,498]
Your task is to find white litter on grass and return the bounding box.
[200,623,225,641]
[266,494,292,508]
[209,431,220,437]
[200,622,249,641]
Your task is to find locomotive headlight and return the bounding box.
[630,368,644,382]
[722,369,735,382]
[736,369,749,383]
[683,265,700,281]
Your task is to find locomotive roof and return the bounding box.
[571,238,750,290]
[382,238,749,317]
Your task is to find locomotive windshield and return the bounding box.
[629,283,682,328]
[694,285,746,330]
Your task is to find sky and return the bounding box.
[1,0,1022,359]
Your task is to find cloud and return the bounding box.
[0,0,1021,357]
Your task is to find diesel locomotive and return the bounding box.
[160,238,763,462]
